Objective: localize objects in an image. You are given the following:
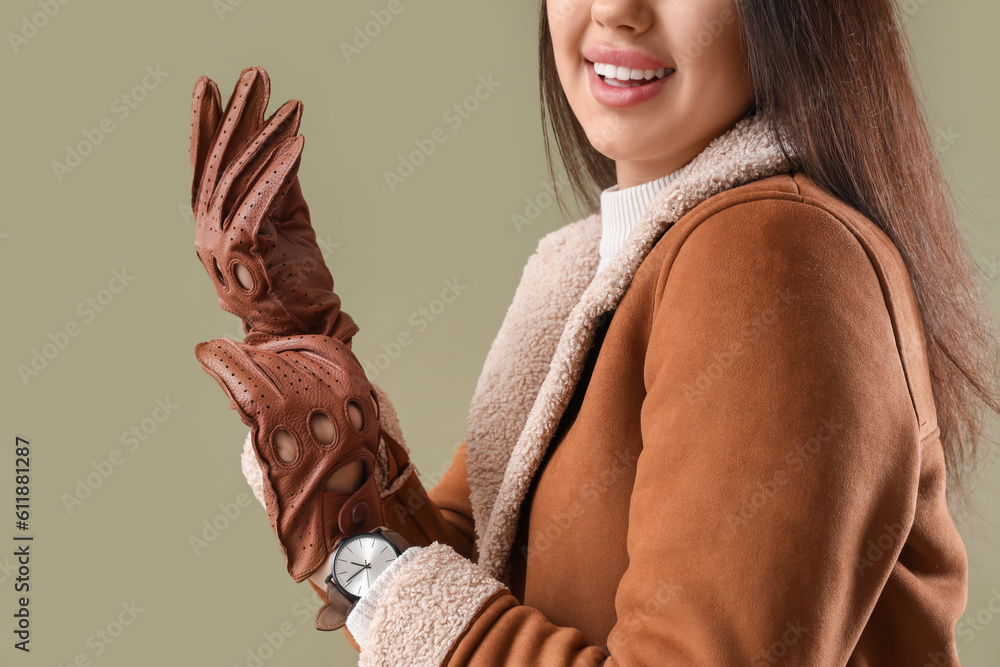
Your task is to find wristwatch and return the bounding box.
[315,527,411,631]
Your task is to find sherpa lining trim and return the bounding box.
[357,542,507,667]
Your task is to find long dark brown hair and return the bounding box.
[537,0,1000,514]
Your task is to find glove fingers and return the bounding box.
[283,335,367,379]
[199,136,303,305]
[254,335,379,443]
[229,134,304,238]
[256,336,360,407]
[197,67,270,220]
[214,98,304,233]
[255,334,354,368]
[189,76,222,210]
[295,347,365,392]
[233,140,361,344]
[218,66,272,172]
[194,337,285,427]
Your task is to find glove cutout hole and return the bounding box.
[369,388,379,421]
[272,428,298,463]
[308,410,337,447]
[324,460,366,493]
[233,262,255,291]
[346,399,365,433]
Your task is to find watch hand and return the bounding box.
[345,566,367,585]
[350,561,371,569]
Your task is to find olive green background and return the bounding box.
[1,1,997,665]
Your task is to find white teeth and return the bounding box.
[593,62,668,83]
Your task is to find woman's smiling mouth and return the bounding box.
[590,61,675,87]
[584,57,675,108]
[581,43,676,105]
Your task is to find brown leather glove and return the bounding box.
[189,66,358,345]
[194,333,383,582]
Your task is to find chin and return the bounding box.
[588,131,661,165]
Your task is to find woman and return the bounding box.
[189,0,1000,664]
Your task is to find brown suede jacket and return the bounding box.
[275,112,968,665]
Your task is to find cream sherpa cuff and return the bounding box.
[346,544,426,649]
[351,541,507,667]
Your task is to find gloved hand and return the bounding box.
[194,333,384,582]
[189,66,358,345]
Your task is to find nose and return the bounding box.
[590,0,653,33]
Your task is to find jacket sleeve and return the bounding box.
[349,201,929,665]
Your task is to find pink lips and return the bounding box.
[582,43,672,72]
[582,43,675,109]
[586,63,672,108]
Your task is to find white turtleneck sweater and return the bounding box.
[597,168,683,274]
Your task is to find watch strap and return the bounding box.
[315,587,355,631]
[378,527,410,555]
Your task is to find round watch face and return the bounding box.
[331,533,399,599]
